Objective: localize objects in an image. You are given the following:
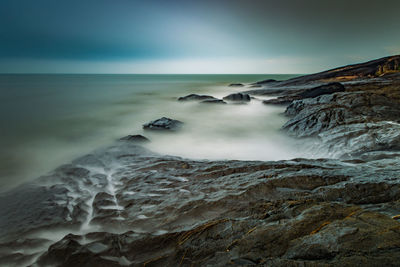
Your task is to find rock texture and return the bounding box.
[263,82,346,105]
[2,55,400,266]
[143,117,183,131]
[1,142,400,266]
[178,94,217,101]
[223,93,251,102]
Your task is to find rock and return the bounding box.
[2,140,400,266]
[263,82,344,106]
[143,117,183,131]
[223,93,251,102]
[254,78,277,85]
[201,99,227,104]
[299,82,345,98]
[228,83,244,87]
[263,97,299,105]
[119,135,150,143]
[3,55,400,267]
[178,94,217,101]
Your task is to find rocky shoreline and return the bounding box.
[1,55,400,266]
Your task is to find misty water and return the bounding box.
[0,74,321,191]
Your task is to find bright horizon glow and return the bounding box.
[0,57,340,74]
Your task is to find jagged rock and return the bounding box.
[119,134,150,143]
[178,94,217,101]
[1,141,400,266]
[223,93,251,102]
[283,91,400,137]
[143,117,183,131]
[201,99,227,104]
[3,55,400,266]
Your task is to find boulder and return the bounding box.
[119,135,150,143]
[143,117,183,131]
[223,93,251,102]
[178,94,217,101]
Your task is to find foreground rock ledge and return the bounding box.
[0,142,400,266]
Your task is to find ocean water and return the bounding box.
[0,74,312,191]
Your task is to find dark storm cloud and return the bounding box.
[0,0,399,72]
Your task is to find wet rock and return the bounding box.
[201,99,227,104]
[1,141,400,266]
[263,97,297,105]
[119,134,150,143]
[263,82,345,106]
[3,55,400,267]
[178,94,217,101]
[228,83,244,87]
[143,117,183,131]
[223,93,251,102]
[299,82,345,98]
[254,78,277,85]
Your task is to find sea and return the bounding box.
[0,74,320,191]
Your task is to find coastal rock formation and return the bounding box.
[298,82,345,98]
[178,94,217,101]
[2,55,400,266]
[263,82,345,105]
[282,80,400,158]
[1,142,400,266]
[246,55,400,101]
[253,78,277,85]
[143,117,183,131]
[223,93,251,102]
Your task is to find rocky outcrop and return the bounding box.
[223,93,251,102]
[263,82,345,105]
[268,55,400,87]
[2,55,400,266]
[298,82,345,98]
[143,117,183,131]
[246,55,400,101]
[253,78,277,85]
[178,94,217,101]
[1,142,400,266]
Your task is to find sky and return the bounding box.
[0,0,400,74]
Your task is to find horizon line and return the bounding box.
[0,72,303,75]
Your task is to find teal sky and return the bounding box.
[1,0,400,74]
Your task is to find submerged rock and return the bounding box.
[228,83,244,87]
[223,93,251,102]
[178,94,217,101]
[119,134,150,143]
[201,99,227,104]
[143,117,183,131]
